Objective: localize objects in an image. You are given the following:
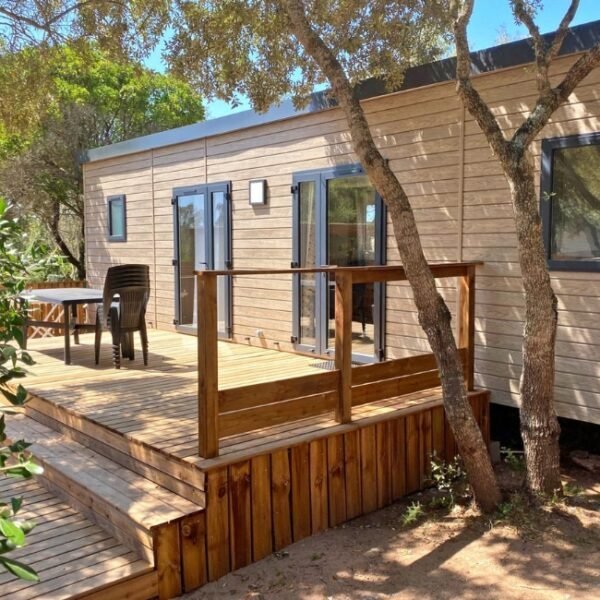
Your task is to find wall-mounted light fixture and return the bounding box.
[249,179,267,205]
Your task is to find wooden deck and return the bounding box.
[0,473,155,600]
[19,330,465,471]
[5,327,490,598]
[20,330,325,466]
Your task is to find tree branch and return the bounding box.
[49,199,83,276]
[452,0,510,162]
[548,0,579,61]
[510,0,552,94]
[280,0,392,182]
[511,41,600,154]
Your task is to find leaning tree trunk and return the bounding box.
[506,152,561,495]
[50,200,86,280]
[281,0,501,512]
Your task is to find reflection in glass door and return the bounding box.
[174,183,231,336]
[293,167,385,362]
[326,176,378,357]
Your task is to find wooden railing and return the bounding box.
[196,262,479,458]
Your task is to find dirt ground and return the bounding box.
[185,464,599,600]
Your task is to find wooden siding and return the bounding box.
[84,53,600,424]
[461,56,600,425]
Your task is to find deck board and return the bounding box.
[0,477,153,600]
[19,330,447,470]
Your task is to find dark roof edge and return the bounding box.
[84,19,600,164]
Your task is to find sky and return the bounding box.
[145,1,600,120]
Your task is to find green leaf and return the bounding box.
[9,440,31,453]
[24,462,43,476]
[20,353,34,366]
[15,385,27,404]
[0,556,39,581]
[10,498,22,515]
[0,518,25,546]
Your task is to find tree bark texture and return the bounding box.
[282,0,501,512]
[506,154,561,495]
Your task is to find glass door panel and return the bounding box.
[175,183,231,337]
[299,181,318,347]
[293,168,384,362]
[177,193,206,327]
[212,189,230,334]
[326,175,377,358]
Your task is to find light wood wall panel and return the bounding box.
[84,150,158,327]
[461,54,600,425]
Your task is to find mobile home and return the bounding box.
[84,20,600,425]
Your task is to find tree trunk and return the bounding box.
[375,162,501,513]
[78,209,86,280]
[50,200,85,280]
[281,0,501,512]
[505,153,561,495]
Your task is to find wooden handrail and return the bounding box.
[196,262,479,457]
[196,261,483,278]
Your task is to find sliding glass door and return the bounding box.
[293,166,385,362]
[173,182,232,336]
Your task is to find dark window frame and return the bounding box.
[107,194,127,242]
[540,132,600,272]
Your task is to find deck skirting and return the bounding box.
[200,390,489,582]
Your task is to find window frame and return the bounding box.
[540,132,600,272]
[107,194,127,242]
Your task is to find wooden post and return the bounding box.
[334,271,352,423]
[458,265,476,390]
[198,272,219,458]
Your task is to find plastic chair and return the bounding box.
[94,265,150,369]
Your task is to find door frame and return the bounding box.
[172,181,233,338]
[291,164,386,363]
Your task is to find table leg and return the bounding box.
[72,304,80,344]
[63,303,71,365]
[19,299,28,350]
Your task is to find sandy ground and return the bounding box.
[185,465,599,600]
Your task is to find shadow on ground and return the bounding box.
[188,467,599,600]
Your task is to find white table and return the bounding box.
[19,288,104,364]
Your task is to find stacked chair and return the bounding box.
[94,264,151,369]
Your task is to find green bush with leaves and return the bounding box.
[0,197,41,581]
[429,454,471,509]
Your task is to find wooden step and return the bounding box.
[0,475,157,600]
[22,392,206,506]
[6,414,207,598]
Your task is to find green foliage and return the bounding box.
[401,501,425,527]
[504,448,526,473]
[0,413,41,582]
[562,482,583,498]
[0,1,169,55]
[46,44,205,147]
[429,454,471,509]
[0,43,204,277]
[0,198,41,582]
[167,0,452,112]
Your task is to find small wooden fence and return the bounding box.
[196,263,478,458]
[24,280,87,339]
